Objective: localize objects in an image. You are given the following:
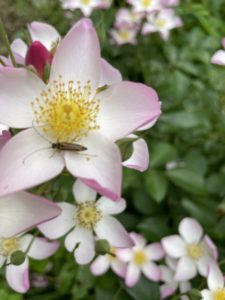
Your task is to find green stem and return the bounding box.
[0,56,6,66]
[0,18,17,67]
[112,284,123,300]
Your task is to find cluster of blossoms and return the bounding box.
[0,17,161,293]
[111,0,183,46]
[90,218,225,300]
[61,0,112,16]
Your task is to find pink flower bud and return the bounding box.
[25,41,52,78]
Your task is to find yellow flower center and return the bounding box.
[107,247,116,261]
[133,250,147,266]
[81,0,91,4]
[32,77,100,143]
[119,30,130,41]
[0,237,20,257]
[76,201,101,230]
[155,18,167,28]
[214,289,225,300]
[142,0,152,8]
[186,243,204,260]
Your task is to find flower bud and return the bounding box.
[25,41,52,78]
[95,239,111,255]
[10,250,26,266]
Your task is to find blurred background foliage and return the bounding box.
[1,0,225,299]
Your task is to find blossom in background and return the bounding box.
[115,8,143,29]
[160,0,179,6]
[96,0,113,9]
[201,262,225,300]
[162,218,218,281]
[142,8,182,40]
[39,180,132,265]
[0,18,160,200]
[0,233,58,293]
[160,257,191,299]
[211,38,225,66]
[127,0,162,13]
[90,246,127,278]
[117,232,164,287]
[0,191,61,238]
[111,27,139,46]
[61,0,112,16]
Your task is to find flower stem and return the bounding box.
[0,18,17,67]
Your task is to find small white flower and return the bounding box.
[127,0,162,13]
[117,232,164,287]
[142,8,182,40]
[62,0,99,16]
[115,8,144,29]
[162,218,218,281]
[201,261,225,300]
[39,180,132,265]
[160,257,191,299]
[111,27,138,46]
[90,246,127,278]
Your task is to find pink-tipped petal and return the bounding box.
[90,256,110,275]
[97,197,126,215]
[160,283,176,299]
[98,81,161,142]
[211,50,225,66]
[123,137,149,172]
[65,227,95,264]
[6,258,29,293]
[204,235,218,260]
[207,262,224,291]
[125,263,141,287]
[111,259,127,278]
[95,215,133,248]
[0,68,45,128]
[0,128,64,197]
[38,202,75,239]
[161,235,186,258]
[130,232,146,248]
[65,132,122,201]
[20,234,59,259]
[0,191,61,238]
[0,130,11,150]
[28,21,60,51]
[174,256,197,281]
[145,242,165,261]
[72,179,97,203]
[142,261,161,281]
[99,59,122,86]
[178,218,203,244]
[50,18,101,90]
[11,38,27,58]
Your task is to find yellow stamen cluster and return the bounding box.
[76,201,101,230]
[0,237,20,257]
[155,18,167,28]
[186,243,204,260]
[133,250,147,266]
[214,289,225,300]
[32,77,100,143]
[142,0,152,8]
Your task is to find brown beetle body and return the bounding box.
[52,142,87,152]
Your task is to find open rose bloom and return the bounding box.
[0,18,160,200]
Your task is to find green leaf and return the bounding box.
[145,170,168,202]
[125,276,160,300]
[161,111,210,129]
[166,168,207,195]
[138,217,170,241]
[150,142,178,168]
[206,173,225,196]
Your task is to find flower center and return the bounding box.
[155,18,167,28]
[214,289,225,300]
[142,0,152,8]
[133,250,147,266]
[32,77,100,143]
[81,0,91,4]
[186,243,204,260]
[107,247,116,261]
[119,30,130,40]
[76,201,101,230]
[0,237,20,257]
